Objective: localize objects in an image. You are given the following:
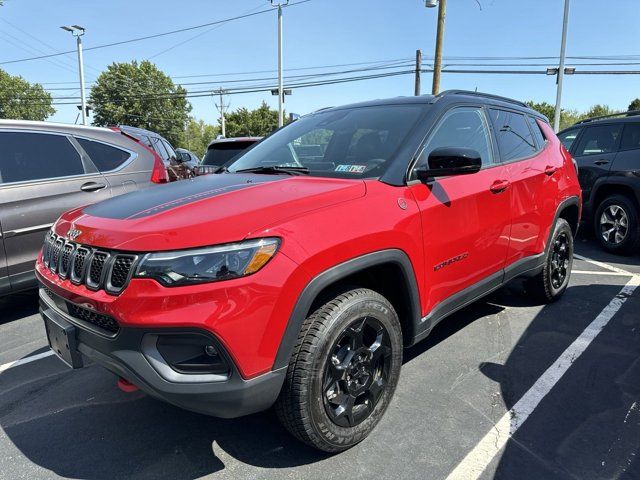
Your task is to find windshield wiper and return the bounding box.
[234,165,310,176]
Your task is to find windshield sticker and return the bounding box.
[335,164,367,173]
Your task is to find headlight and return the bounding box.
[134,238,280,287]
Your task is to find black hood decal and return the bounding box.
[83,174,283,220]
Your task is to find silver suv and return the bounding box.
[0,120,166,295]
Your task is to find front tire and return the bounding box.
[594,195,640,255]
[526,217,574,303]
[275,288,403,452]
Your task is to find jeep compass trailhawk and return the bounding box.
[36,91,581,452]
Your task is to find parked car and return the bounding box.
[0,120,167,295]
[118,125,191,181]
[197,137,260,174]
[558,110,640,254]
[175,148,201,171]
[36,91,581,452]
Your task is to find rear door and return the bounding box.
[74,136,142,194]
[610,122,640,180]
[572,123,623,205]
[0,130,112,290]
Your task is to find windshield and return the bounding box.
[227,104,425,178]
[202,141,256,166]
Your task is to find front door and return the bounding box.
[408,106,512,319]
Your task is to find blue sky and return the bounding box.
[1,0,639,126]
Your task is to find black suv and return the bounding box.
[559,111,640,254]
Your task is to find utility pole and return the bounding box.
[271,1,288,127]
[61,25,87,125]
[214,88,229,138]
[429,0,447,95]
[553,0,571,132]
[414,49,422,96]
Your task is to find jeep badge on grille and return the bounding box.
[67,223,82,241]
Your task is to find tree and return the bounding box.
[181,118,219,157]
[629,98,640,112]
[0,69,55,120]
[583,104,614,119]
[90,60,191,145]
[525,100,580,130]
[225,101,282,137]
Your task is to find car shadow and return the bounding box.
[0,289,38,326]
[480,282,640,479]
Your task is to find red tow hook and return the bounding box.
[117,377,139,393]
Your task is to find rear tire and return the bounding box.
[526,218,573,303]
[275,288,403,452]
[594,195,640,255]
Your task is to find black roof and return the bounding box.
[314,90,547,122]
[572,110,640,126]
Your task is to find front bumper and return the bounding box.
[39,287,286,418]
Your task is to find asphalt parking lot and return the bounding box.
[1,236,639,480]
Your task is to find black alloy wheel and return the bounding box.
[322,316,392,428]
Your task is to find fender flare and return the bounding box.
[547,196,581,252]
[272,249,422,370]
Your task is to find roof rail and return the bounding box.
[434,90,529,109]
[574,109,640,125]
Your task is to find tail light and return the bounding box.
[111,126,169,184]
[150,154,169,184]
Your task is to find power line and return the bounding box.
[0,0,312,66]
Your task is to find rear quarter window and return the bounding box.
[527,116,547,150]
[558,128,581,151]
[76,138,131,172]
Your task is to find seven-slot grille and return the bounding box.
[42,232,138,295]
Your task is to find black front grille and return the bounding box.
[43,233,139,295]
[110,256,135,289]
[87,252,109,288]
[67,303,120,334]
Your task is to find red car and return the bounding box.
[36,91,581,452]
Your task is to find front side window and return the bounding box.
[0,132,84,184]
[558,128,580,151]
[413,106,494,175]
[76,138,131,172]
[228,104,425,179]
[490,109,537,162]
[620,123,640,151]
[574,124,622,157]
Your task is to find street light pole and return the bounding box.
[61,25,87,126]
[271,1,288,127]
[431,0,447,95]
[553,0,571,132]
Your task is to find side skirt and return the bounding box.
[411,253,544,345]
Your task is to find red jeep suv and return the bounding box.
[36,91,581,452]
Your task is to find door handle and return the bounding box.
[594,159,610,166]
[80,182,107,192]
[544,165,558,176]
[490,179,510,193]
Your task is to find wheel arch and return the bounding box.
[272,249,422,370]
[590,180,640,215]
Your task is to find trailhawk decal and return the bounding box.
[83,174,284,220]
[434,252,469,272]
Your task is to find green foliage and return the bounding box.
[525,100,581,130]
[90,60,191,145]
[628,98,640,112]
[224,101,281,137]
[583,104,615,119]
[181,118,219,157]
[0,69,55,120]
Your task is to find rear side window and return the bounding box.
[490,109,537,162]
[574,124,622,157]
[0,132,84,184]
[76,138,131,172]
[558,128,580,151]
[527,116,546,150]
[620,123,640,151]
[162,139,176,160]
[150,137,170,165]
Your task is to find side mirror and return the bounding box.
[415,147,482,180]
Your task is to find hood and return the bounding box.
[55,174,366,251]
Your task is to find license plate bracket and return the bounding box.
[43,309,84,369]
